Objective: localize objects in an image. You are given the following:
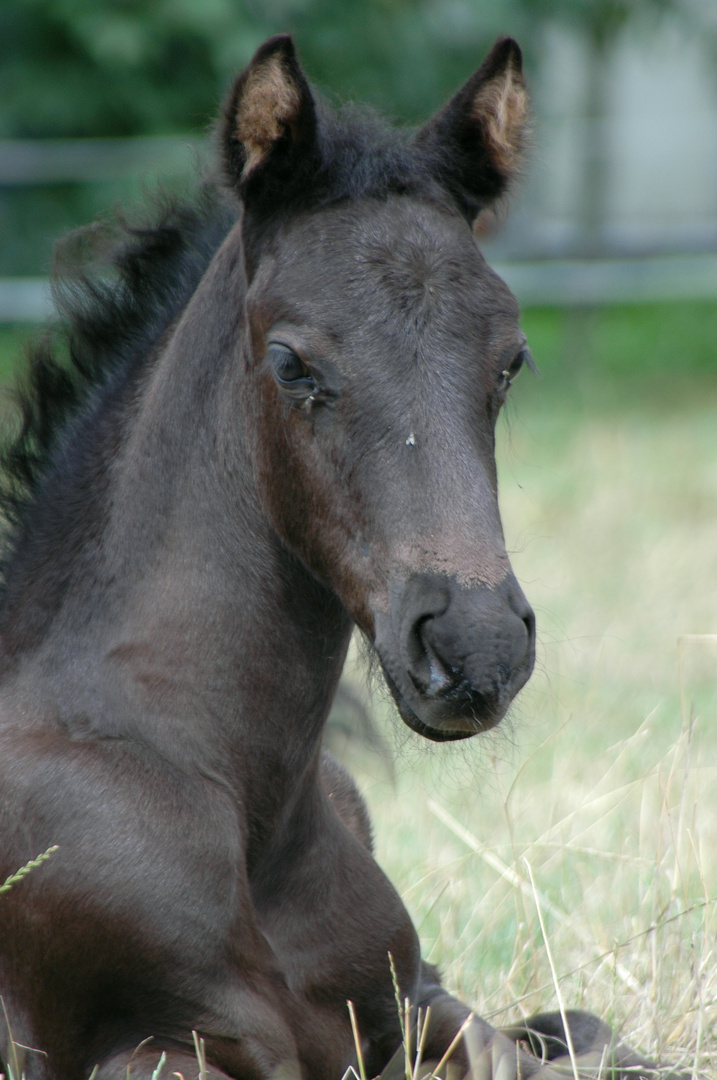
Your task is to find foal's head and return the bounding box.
[223,35,534,741]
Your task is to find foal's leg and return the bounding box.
[380,969,683,1079]
[89,997,307,1080]
[379,965,562,1079]
[93,1038,304,1080]
[378,994,564,1078]
[92,1047,232,1080]
[501,1010,688,1079]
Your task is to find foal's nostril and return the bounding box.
[519,604,536,657]
[408,615,453,698]
[384,572,536,738]
[401,575,536,707]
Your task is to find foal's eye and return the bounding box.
[498,345,534,393]
[268,344,317,394]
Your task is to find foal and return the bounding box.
[0,34,670,1080]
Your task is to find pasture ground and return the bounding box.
[1,300,716,1076]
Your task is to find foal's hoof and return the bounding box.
[500,1010,688,1079]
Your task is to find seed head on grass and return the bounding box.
[0,845,59,895]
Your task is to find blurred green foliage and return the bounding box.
[516,301,717,410]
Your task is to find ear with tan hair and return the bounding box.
[417,37,528,222]
[222,35,319,208]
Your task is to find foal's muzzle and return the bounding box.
[375,572,535,741]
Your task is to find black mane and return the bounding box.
[0,191,237,568]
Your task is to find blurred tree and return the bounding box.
[0,0,262,138]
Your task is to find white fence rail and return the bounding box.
[0,136,203,185]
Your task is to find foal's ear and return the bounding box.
[418,37,528,220]
[222,35,318,204]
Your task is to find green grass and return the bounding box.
[345,300,717,1076]
[522,301,717,381]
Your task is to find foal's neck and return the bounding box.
[1,231,353,802]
